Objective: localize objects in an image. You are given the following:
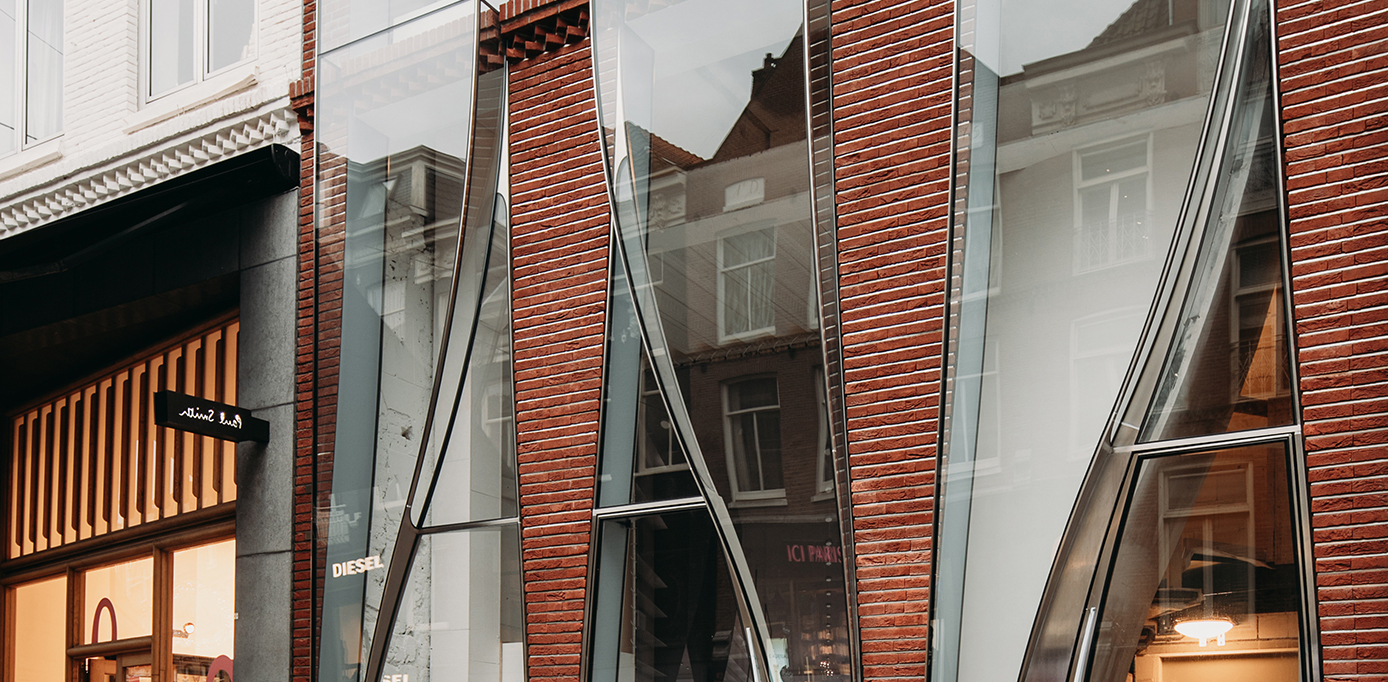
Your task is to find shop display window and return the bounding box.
[3,537,235,682]
[1087,443,1302,681]
[590,0,851,678]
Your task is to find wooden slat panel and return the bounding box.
[6,320,239,558]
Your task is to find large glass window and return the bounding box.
[1086,443,1303,682]
[10,575,66,682]
[0,0,62,156]
[315,4,518,682]
[4,538,235,682]
[936,0,1307,679]
[590,0,850,679]
[146,0,254,99]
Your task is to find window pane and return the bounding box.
[1080,141,1146,181]
[592,0,852,674]
[933,0,1235,675]
[379,526,524,682]
[24,0,60,141]
[0,0,16,155]
[149,0,194,96]
[314,5,483,680]
[1140,12,1291,441]
[172,538,236,664]
[12,575,65,682]
[590,511,759,682]
[1087,443,1303,682]
[207,0,252,72]
[84,556,154,643]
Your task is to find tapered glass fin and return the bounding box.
[598,257,699,508]
[414,65,516,528]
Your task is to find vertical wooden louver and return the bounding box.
[6,320,240,559]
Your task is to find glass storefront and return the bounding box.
[588,1,851,681]
[315,2,520,682]
[5,537,236,682]
[935,0,1310,679]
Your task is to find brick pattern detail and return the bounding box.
[829,0,955,679]
[293,0,321,679]
[1278,1,1388,679]
[509,41,609,682]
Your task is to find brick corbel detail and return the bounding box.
[498,0,589,63]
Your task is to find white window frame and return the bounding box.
[1230,236,1289,401]
[636,368,687,475]
[716,222,777,344]
[140,0,256,105]
[1073,134,1154,273]
[1,0,63,157]
[721,375,786,504]
[1157,459,1255,590]
[813,367,834,501]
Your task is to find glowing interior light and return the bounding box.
[1174,618,1233,646]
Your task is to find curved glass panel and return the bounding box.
[591,0,851,677]
[1139,5,1290,441]
[316,4,519,682]
[321,0,459,52]
[1088,443,1303,681]
[589,510,759,682]
[935,0,1235,679]
[414,65,516,528]
[380,526,526,682]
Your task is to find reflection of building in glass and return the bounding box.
[0,0,1363,680]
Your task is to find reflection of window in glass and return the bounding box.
[718,227,776,342]
[10,575,66,682]
[1231,238,1288,401]
[638,368,687,474]
[0,0,63,156]
[723,377,784,501]
[1074,137,1152,272]
[146,0,254,99]
[814,367,833,499]
[590,511,759,682]
[1086,444,1303,682]
[1069,309,1142,458]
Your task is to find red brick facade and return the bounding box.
[829,1,954,679]
[1278,0,1388,678]
[509,41,610,682]
[290,1,1388,681]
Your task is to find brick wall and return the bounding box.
[508,41,609,682]
[291,0,318,678]
[1278,1,1388,679]
[828,1,955,680]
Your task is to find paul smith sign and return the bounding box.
[154,391,270,443]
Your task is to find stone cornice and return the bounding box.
[0,103,298,240]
